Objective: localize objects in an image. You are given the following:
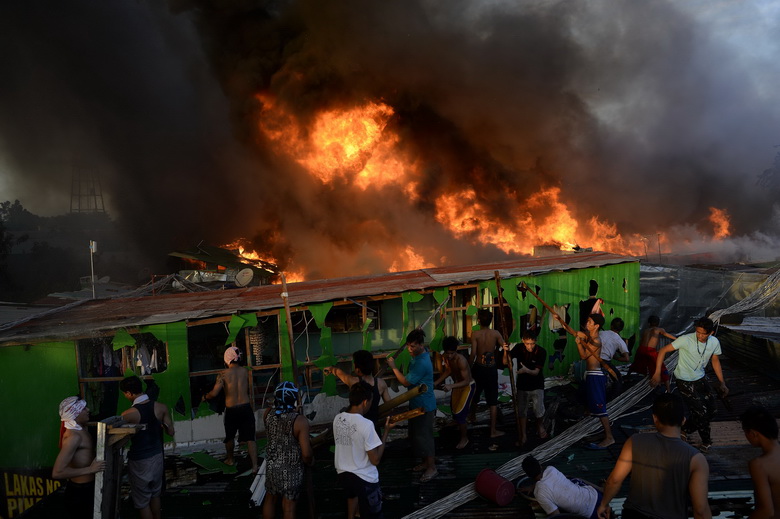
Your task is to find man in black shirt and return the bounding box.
[504,331,547,446]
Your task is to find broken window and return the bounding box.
[76,332,168,420]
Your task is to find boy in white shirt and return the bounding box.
[334,383,395,519]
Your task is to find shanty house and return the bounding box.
[0,251,638,517]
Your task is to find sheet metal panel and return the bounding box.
[0,252,634,344]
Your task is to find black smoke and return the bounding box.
[1,0,779,280]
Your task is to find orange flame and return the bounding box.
[257,94,411,189]
[222,239,306,283]
[388,246,435,272]
[708,207,731,240]
[256,94,652,264]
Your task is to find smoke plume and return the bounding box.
[1,0,779,280]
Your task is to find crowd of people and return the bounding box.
[52,314,778,519]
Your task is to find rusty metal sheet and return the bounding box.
[0,252,635,344]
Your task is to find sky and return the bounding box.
[1,0,779,278]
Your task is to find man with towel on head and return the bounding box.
[204,346,259,474]
[52,396,106,519]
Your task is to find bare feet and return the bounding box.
[490,430,505,438]
[517,436,527,448]
[538,430,549,440]
[224,458,235,466]
[597,439,615,448]
[456,438,469,449]
[412,463,427,472]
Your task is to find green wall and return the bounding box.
[0,342,78,469]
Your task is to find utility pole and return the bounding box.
[89,240,97,299]
[657,233,662,264]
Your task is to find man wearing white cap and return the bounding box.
[204,345,258,474]
[52,396,106,519]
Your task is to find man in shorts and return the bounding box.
[204,346,259,473]
[629,315,676,393]
[469,309,506,438]
[386,329,438,482]
[120,376,174,519]
[434,336,475,449]
[334,384,396,519]
[504,331,548,447]
[576,314,614,449]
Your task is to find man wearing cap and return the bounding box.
[52,396,106,519]
[204,346,258,473]
[263,381,313,519]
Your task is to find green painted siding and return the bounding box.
[0,342,78,468]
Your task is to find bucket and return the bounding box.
[475,468,515,506]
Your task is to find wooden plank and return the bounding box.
[93,421,107,519]
[94,417,140,519]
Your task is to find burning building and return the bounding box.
[0,252,637,515]
[1,1,779,285]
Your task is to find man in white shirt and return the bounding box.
[521,455,601,518]
[334,383,395,519]
[599,318,630,363]
[599,317,630,397]
[652,317,728,452]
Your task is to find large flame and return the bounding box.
[252,94,709,274]
[708,207,731,240]
[257,94,411,190]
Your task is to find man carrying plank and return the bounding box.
[386,329,438,483]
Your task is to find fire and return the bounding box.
[434,185,648,257]
[709,207,731,240]
[388,246,435,272]
[256,93,652,266]
[220,239,306,283]
[257,94,411,189]
[236,246,305,283]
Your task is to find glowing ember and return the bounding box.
[709,207,731,240]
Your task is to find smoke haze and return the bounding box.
[1,0,779,279]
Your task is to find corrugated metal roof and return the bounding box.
[0,251,635,344]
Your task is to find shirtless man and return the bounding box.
[576,314,614,449]
[52,396,106,519]
[434,336,475,449]
[324,349,391,431]
[469,309,505,438]
[204,346,258,474]
[740,406,780,518]
[629,315,676,392]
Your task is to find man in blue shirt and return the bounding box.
[386,329,438,482]
[652,317,728,452]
